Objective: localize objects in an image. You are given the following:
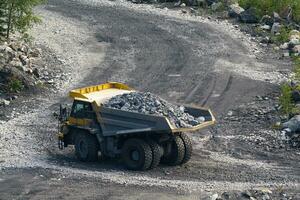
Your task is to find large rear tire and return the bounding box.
[74,133,99,162]
[147,139,162,169]
[122,138,153,170]
[179,133,193,164]
[161,135,185,166]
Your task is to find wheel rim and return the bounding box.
[79,140,88,157]
[131,150,140,161]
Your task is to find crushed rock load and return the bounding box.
[103,92,205,128]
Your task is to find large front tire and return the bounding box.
[74,133,99,162]
[122,138,152,170]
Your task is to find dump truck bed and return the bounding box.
[99,106,215,136]
[69,82,215,136]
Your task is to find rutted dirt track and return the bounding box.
[0,0,299,199]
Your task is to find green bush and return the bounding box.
[271,26,291,44]
[7,78,24,93]
[239,0,300,22]
[279,83,298,115]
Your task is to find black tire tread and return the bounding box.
[179,133,193,164]
[122,138,152,170]
[162,135,185,166]
[147,139,161,169]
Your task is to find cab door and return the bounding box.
[68,100,95,127]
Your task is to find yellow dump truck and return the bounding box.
[58,82,215,170]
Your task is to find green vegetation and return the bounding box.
[278,55,300,116]
[0,0,45,39]
[293,57,300,83]
[239,0,300,22]
[271,26,291,44]
[279,83,297,115]
[7,78,24,93]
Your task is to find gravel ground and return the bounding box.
[0,0,299,199]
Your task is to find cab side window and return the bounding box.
[71,101,93,118]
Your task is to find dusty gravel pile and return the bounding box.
[104,92,205,128]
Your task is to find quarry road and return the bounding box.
[0,0,299,199]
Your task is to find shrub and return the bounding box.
[0,0,45,39]
[271,26,291,44]
[7,78,24,93]
[238,0,300,23]
[279,83,298,115]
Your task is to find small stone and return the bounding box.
[262,194,270,200]
[210,193,218,200]
[242,190,252,198]
[274,46,280,51]
[283,51,290,57]
[2,99,10,106]
[197,116,206,123]
[211,2,223,12]
[273,12,282,22]
[227,111,233,116]
[180,3,186,7]
[10,60,23,69]
[174,1,181,7]
[228,3,244,18]
[280,43,289,50]
[260,25,271,30]
[261,188,272,194]
[260,15,273,26]
[271,23,281,34]
[260,37,270,44]
[292,45,300,53]
[239,8,259,23]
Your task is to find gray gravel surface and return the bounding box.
[0,0,299,199]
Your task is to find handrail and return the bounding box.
[69,82,132,99]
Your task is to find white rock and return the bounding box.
[271,23,281,34]
[280,43,289,50]
[292,45,300,53]
[282,115,300,132]
[210,193,219,200]
[283,51,290,57]
[2,99,10,106]
[290,38,300,46]
[260,25,271,30]
[228,4,244,18]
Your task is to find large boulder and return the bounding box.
[282,115,300,132]
[228,3,244,18]
[239,8,259,23]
